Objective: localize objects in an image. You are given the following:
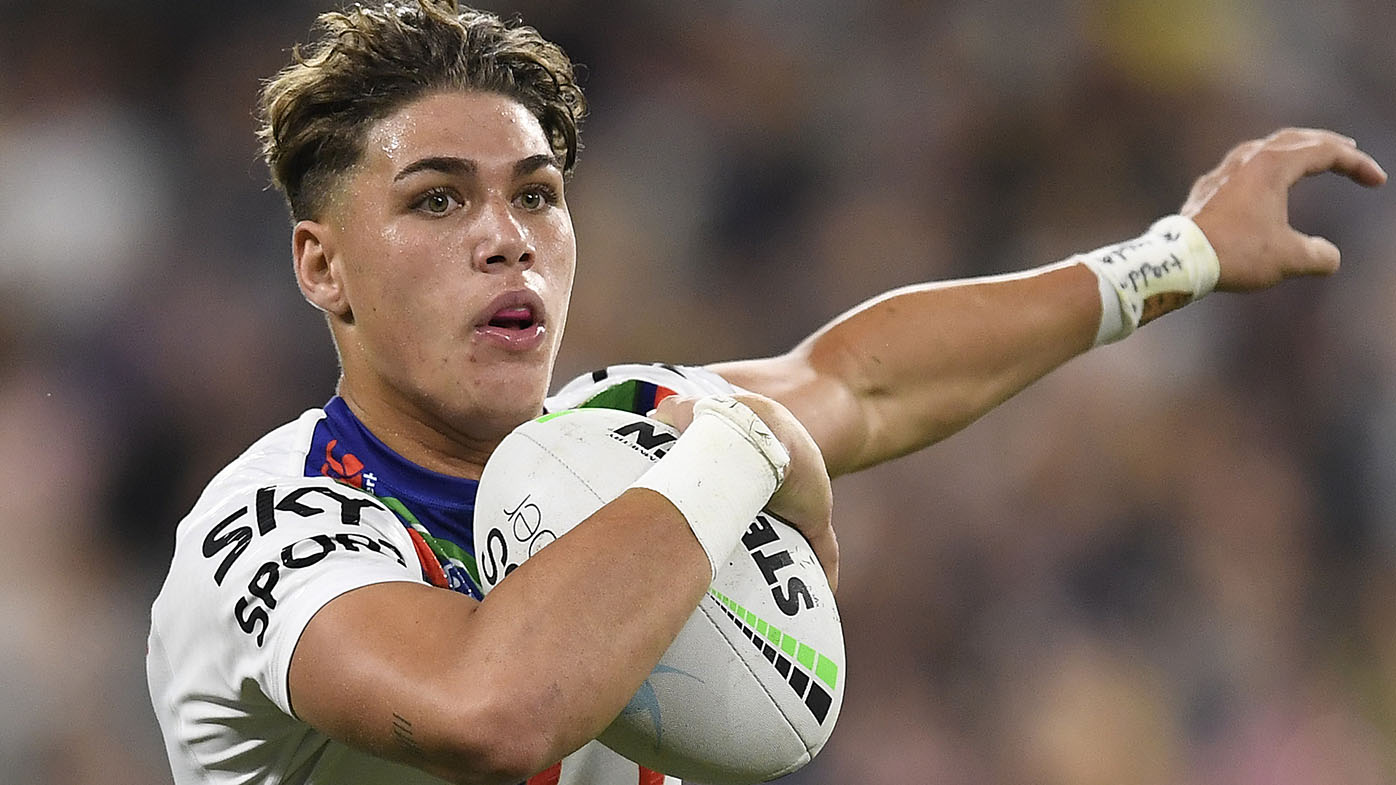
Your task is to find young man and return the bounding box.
[146,2,1385,784]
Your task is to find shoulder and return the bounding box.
[174,407,409,548]
[157,404,419,611]
[165,407,413,565]
[547,363,740,413]
[198,407,328,497]
[150,407,421,691]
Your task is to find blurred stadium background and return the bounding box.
[3,0,1395,783]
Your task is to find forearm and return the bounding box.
[715,261,1101,476]
[292,488,712,784]
[821,262,1101,469]
[459,488,713,765]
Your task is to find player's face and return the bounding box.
[322,90,576,450]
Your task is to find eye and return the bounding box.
[414,187,461,215]
[516,184,559,211]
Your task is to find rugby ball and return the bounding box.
[474,407,844,784]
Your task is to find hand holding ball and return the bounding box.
[474,406,844,784]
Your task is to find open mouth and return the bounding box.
[488,306,538,331]
[476,293,547,351]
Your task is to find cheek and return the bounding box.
[361,230,457,298]
[540,214,578,282]
[348,246,465,349]
[542,241,577,315]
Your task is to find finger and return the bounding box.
[1265,127,1358,152]
[770,510,839,593]
[1267,133,1388,187]
[1288,230,1341,277]
[813,528,839,593]
[1344,149,1388,187]
[650,395,698,431]
[1309,143,1387,187]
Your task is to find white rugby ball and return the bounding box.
[474,407,844,784]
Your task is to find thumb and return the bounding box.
[1290,231,1341,277]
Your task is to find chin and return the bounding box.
[482,396,547,432]
[457,369,551,432]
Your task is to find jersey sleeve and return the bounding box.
[166,477,423,718]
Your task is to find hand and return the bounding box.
[654,393,839,592]
[1182,127,1386,292]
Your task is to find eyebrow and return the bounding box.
[511,153,561,178]
[392,153,561,182]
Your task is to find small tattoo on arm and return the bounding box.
[392,712,424,758]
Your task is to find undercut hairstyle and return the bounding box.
[257,0,586,221]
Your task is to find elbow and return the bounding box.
[434,695,569,785]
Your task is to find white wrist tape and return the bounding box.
[630,396,790,581]
[1081,214,1221,345]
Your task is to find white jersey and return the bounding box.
[148,364,734,785]
[545,363,738,413]
[146,409,438,785]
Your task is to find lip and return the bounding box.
[473,289,548,352]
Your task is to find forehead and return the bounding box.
[361,91,552,175]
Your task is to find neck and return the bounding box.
[336,380,537,481]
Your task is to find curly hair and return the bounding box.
[257,0,586,221]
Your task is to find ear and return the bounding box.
[293,220,352,321]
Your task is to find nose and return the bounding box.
[471,198,535,272]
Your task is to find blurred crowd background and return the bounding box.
[3,0,1395,783]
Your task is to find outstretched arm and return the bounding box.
[711,128,1386,478]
